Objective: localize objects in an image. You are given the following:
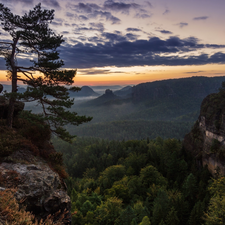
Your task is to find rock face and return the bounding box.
[0,149,71,224]
[183,91,225,176]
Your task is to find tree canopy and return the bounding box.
[0,3,92,141]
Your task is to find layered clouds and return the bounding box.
[0,0,225,72]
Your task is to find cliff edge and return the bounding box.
[0,108,71,224]
[183,89,225,176]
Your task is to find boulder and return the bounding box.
[0,150,71,224]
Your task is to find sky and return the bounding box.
[0,0,225,86]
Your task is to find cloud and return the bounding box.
[185,71,205,74]
[74,22,105,33]
[42,0,60,8]
[193,16,209,21]
[92,10,121,24]
[79,69,111,75]
[145,1,153,8]
[1,35,225,70]
[158,30,173,34]
[163,9,169,15]
[103,0,140,13]
[176,22,188,28]
[79,15,89,21]
[1,0,34,4]
[58,36,225,69]
[66,12,75,18]
[89,22,105,32]
[51,21,62,26]
[77,36,87,41]
[102,32,127,43]
[73,3,101,13]
[135,13,151,19]
[126,33,140,41]
[126,28,142,32]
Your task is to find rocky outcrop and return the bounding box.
[0,149,71,224]
[183,91,225,176]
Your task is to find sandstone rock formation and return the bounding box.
[0,149,71,224]
[183,91,225,176]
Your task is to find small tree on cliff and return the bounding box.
[0,3,92,142]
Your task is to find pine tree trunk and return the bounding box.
[7,38,18,128]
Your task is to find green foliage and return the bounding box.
[99,165,126,189]
[0,3,91,141]
[49,152,64,166]
[0,127,22,157]
[53,137,213,225]
[68,120,193,141]
[139,216,151,225]
[204,177,225,225]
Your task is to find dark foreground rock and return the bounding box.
[0,149,71,224]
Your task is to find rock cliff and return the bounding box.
[183,89,225,176]
[0,111,71,224]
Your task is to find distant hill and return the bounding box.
[132,76,225,103]
[114,86,132,98]
[69,86,100,97]
[82,89,121,106]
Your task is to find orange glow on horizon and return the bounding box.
[0,64,225,87]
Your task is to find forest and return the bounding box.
[52,136,224,225]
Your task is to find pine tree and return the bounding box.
[0,3,91,141]
[139,216,151,225]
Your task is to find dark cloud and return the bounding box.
[73,3,101,13]
[1,0,33,4]
[80,69,111,75]
[91,10,121,24]
[126,33,140,41]
[176,22,188,28]
[89,22,105,32]
[79,15,89,21]
[103,0,140,13]
[51,21,62,26]
[185,71,205,74]
[67,3,121,25]
[58,36,225,69]
[102,32,127,43]
[77,36,87,41]
[42,0,60,8]
[126,28,142,32]
[62,31,70,34]
[193,16,209,21]
[88,36,104,43]
[74,22,105,33]
[158,30,173,34]
[135,13,151,19]
[66,12,74,18]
